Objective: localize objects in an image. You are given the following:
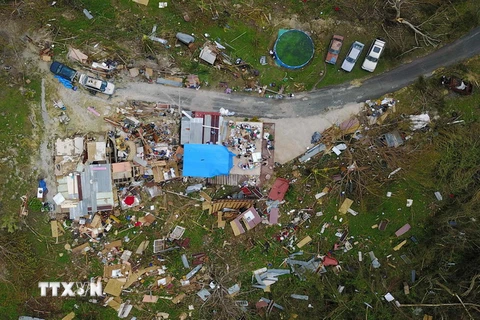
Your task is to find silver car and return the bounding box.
[341,41,364,72]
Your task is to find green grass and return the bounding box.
[0,76,40,232]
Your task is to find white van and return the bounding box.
[362,39,386,72]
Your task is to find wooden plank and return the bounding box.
[61,312,75,320]
[135,240,150,255]
[217,212,226,229]
[199,191,212,202]
[393,240,407,251]
[51,220,59,238]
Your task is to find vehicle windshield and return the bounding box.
[346,57,355,63]
[367,56,378,63]
[329,49,339,54]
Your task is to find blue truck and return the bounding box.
[50,61,77,82]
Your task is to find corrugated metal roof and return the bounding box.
[180,117,192,144]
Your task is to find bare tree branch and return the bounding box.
[386,0,440,47]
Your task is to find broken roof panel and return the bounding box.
[68,47,88,63]
[268,178,289,201]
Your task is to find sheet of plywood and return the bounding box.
[124,266,157,288]
[296,236,312,248]
[90,214,102,228]
[104,279,124,296]
[135,240,150,255]
[338,198,353,214]
[51,220,59,238]
[199,191,212,202]
[107,296,122,310]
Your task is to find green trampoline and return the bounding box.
[274,29,314,69]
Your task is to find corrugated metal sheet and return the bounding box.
[203,115,211,143]
[180,117,191,144]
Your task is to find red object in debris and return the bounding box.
[134,221,142,227]
[268,178,290,201]
[323,256,339,267]
[124,196,135,206]
[334,6,340,11]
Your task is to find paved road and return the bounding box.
[122,27,480,118]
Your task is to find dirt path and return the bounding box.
[37,78,56,201]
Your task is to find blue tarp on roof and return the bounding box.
[183,144,235,178]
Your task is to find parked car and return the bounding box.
[341,41,364,72]
[78,73,115,95]
[361,38,386,72]
[49,61,77,82]
[441,76,473,95]
[325,35,344,65]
